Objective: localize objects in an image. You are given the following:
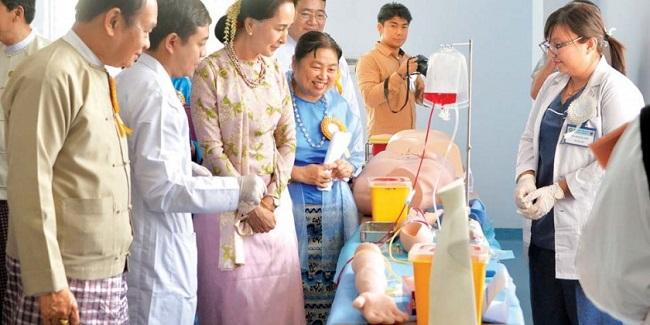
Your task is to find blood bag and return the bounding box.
[424,47,468,109]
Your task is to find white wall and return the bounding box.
[32,0,76,40]
[32,0,233,54]
[600,0,650,98]
[327,0,535,228]
[203,0,235,53]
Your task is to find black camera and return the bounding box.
[412,54,428,76]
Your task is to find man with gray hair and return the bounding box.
[2,0,157,323]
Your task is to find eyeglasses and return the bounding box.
[538,36,583,53]
[298,10,327,23]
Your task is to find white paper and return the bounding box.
[318,132,351,191]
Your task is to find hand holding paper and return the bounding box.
[319,131,351,191]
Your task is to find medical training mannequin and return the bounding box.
[353,149,456,214]
[351,243,409,324]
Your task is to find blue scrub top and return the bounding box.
[532,89,583,250]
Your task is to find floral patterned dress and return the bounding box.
[190,47,305,325]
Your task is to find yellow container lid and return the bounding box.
[368,134,392,144]
[369,176,412,188]
[408,242,436,262]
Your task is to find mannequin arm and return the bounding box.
[351,243,409,324]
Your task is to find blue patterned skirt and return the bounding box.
[302,205,338,325]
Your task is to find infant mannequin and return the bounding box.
[352,243,409,323]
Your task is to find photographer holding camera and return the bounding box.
[357,2,424,137]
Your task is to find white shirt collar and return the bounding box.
[137,53,173,84]
[4,30,36,55]
[62,30,104,68]
[137,53,167,76]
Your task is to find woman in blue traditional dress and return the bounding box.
[287,31,365,324]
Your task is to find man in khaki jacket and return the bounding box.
[356,2,424,137]
[1,0,157,324]
[0,0,49,316]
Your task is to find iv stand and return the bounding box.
[440,40,473,206]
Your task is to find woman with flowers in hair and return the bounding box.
[190,0,305,324]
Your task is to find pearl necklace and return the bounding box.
[293,95,329,148]
[225,44,266,88]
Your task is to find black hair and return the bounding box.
[75,0,147,25]
[294,31,341,62]
[377,2,412,24]
[149,0,211,50]
[215,0,294,44]
[1,0,35,24]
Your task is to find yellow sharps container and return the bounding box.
[369,177,412,224]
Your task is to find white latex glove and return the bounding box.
[514,174,536,210]
[525,183,565,220]
[237,175,266,215]
[191,163,212,176]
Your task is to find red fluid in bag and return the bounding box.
[423,92,457,105]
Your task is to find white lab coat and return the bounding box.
[275,35,361,119]
[576,115,650,325]
[516,57,644,279]
[116,53,240,325]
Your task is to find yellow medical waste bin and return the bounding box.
[369,177,412,224]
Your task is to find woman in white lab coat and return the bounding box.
[514,2,643,324]
[116,1,265,324]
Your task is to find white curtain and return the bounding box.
[32,0,76,40]
[204,0,234,53]
[32,0,234,54]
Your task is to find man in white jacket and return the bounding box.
[576,106,650,325]
[116,1,265,324]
